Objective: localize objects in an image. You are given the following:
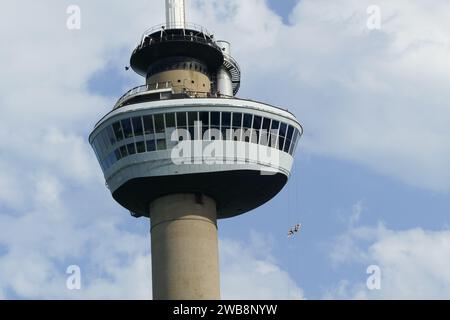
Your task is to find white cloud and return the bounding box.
[220,235,304,300]
[327,206,450,299]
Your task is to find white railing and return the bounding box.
[114,82,172,109]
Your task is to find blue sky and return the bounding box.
[1,0,450,299]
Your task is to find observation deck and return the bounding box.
[130,23,224,76]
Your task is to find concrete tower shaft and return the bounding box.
[150,194,220,300]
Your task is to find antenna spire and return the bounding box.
[166,0,186,29]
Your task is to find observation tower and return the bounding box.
[89,0,302,300]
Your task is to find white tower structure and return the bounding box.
[89,0,302,300]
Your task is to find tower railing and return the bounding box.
[135,22,220,52]
[114,82,173,109]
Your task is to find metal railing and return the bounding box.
[114,82,172,109]
[134,22,221,52]
[141,22,213,41]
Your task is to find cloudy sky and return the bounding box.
[0,0,449,299]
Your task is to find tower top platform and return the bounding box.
[130,23,224,77]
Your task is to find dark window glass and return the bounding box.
[114,149,122,160]
[243,114,253,128]
[188,127,195,140]
[286,125,294,141]
[143,115,154,135]
[100,131,110,152]
[127,143,136,155]
[154,114,165,133]
[165,113,176,128]
[136,141,146,153]
[222,112,231,128]
[113,122,124,141]
[106,126,116,146]
[188,112,198,127]
[289,129,300,155]
[232,113,242,128]
[278,136,285,150]
[200,112,209,138]
[252,116,262,129]
[157,139,166,150]
[120,145,128,158]
[271,120,280,130]
[132,117,143,136]
[177,112,187,127]
[121,119,133,139]
[199,112,209,126]
[283,139,291,153]
[92,139,101,160]
[211,112,220,127]
[279,123,287,138]
[262,118,271,131]
[146,140,156,152]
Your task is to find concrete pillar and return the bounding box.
[150,193,220,300]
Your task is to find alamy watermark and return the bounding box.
[168,121,282,175]
[367,5,381,30]
[66,265,81,290]
[366,265,381,290]
[66,5,81,30]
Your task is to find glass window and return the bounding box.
[211,112,220,127]
[252,116,262,130]
[100,130,111,153]
[188,112,198,127]
[278,136,285,151]
[270,133,278,149]
[114,149,122,160]
[121,119,133,139]
[222,111,231,126]
[165,113,176,128]
[154,114,165,133]
[200,112,209,138]
[132,117,143,136]
[243,114,253,128]
[221,112,231,140]
[188,127,195,140]
[232,113,242,128]
[119,145,128,158]
[279,123,287,138]
[113,122,124,142]
[199,112,209,126]
[92,139,101,160]
[136,141,146,153]
[157,139,166,150]
[146,140,156,152]
[106,126,116,146]
[177,112,187,127]
[271,120,280,130]
[251,116,262,144]
[289,129,300,155]
[262,118,271,131]
[127,143,136,155]
[143,115,154,135]
[286,125,294,141]
[283,138,291,153]
[284,126,294,153]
